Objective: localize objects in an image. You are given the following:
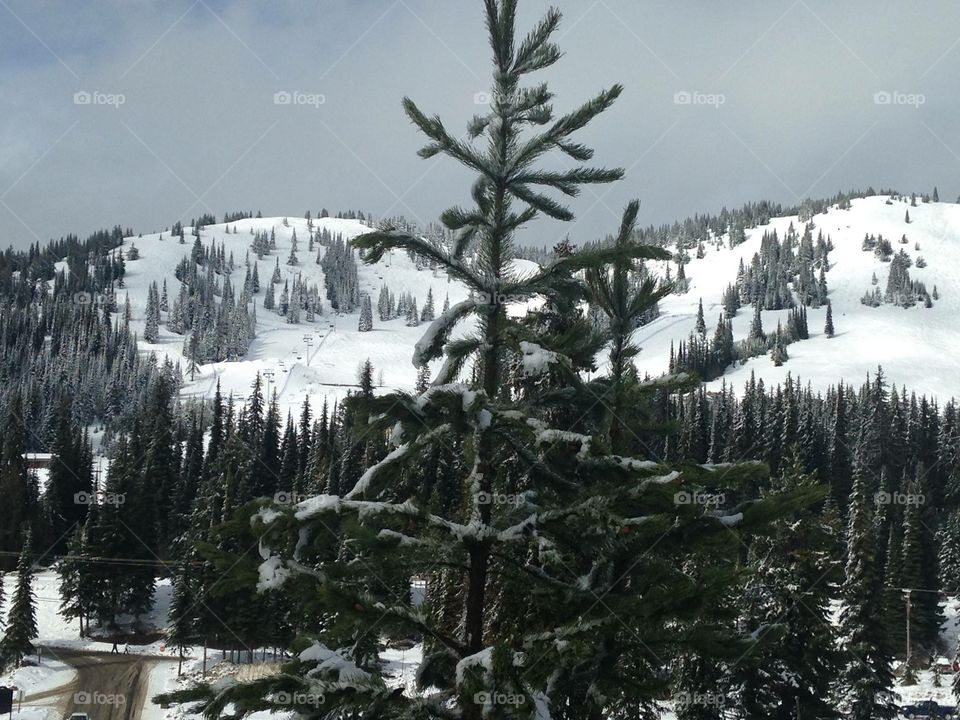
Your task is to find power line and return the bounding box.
[0,550,205,569]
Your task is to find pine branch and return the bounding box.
[413,298,480,367]
[434,336,483,385]
[512,167,625,195]
[511,85,624,171]
[440,206,487,232]
[402,98,487,172]
[352,229,478,288]
[511,184,574,221]
[512,8,563,74]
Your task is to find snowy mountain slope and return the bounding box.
[116,216,538,416]
[115,194,960,414]
[633,195,960,399]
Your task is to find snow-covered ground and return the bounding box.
[0,571,172,653]
[634,195,960,399]
[0,656,75,720]
[112,196,960,418]
[117,215,537,416]
[6,571,960,715]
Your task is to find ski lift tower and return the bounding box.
[264,369,275,401]
[303,335,315,366]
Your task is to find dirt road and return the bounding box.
[27,648,172,720]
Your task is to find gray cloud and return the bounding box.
[1,0,959,250]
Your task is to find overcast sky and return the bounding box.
[2,0,959,250]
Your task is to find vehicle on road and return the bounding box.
[901,700,959,719]
[68,714,90,720]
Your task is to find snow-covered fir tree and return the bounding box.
[358,293,373,332]
[405,297,419,327]
[144,280,161,342]
[420,287,435,322]
[172,6,819,717]
[0,532,38,670]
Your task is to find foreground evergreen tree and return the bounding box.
[161,3,817,718]
[0,532,38,670]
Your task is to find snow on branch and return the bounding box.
[534,428,592,460]
[412,298,479,367]
[377,528,427,546]
[637,371,690,389]
[346,443,412,499]
[455,647,495,687]
[519,340,560,376]
[301,641,373,685]
[257,551,292,592]
[637,470,681,489]
[704,510,744,527]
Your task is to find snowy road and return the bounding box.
[33,648,174,720]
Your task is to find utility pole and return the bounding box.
[905,589,912,664]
